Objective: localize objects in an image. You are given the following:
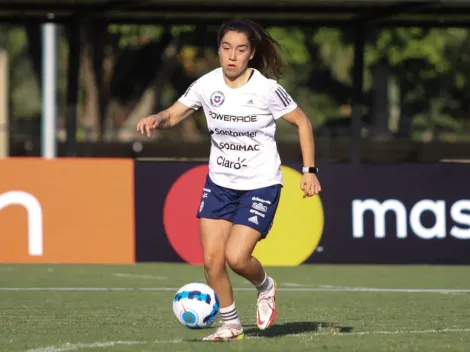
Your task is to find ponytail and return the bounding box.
[217,19,285,80]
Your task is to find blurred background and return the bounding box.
[1,4,470,349]
[2,0,470,163]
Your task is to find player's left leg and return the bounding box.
[225,224,278,330]
[225,183,282,330]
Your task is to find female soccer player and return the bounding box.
[137,19,321,341]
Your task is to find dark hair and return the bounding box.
[217,19,285,80]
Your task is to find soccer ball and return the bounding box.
[172,282,219,329]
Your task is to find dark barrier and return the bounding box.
[135,162,470,265]
[310,163,470,264]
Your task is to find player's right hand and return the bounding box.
[137,116,159,137]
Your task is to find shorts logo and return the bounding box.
[252,197,271,205]
[248,215,259,225]
[250,209,265,218]
[199,200,204,212]
[210,91,225,107]
[202,192,208,199]
[252,202,268,212]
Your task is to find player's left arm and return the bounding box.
[281,107,315,170]
[281,107,322,198]
[267,83,321,197]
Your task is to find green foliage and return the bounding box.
[8,27,41,121]
[367,28,470,138]
[313,28,353,84]
[108,25,164,47]
[108,24,196,48]
[5,22,470,143]
[268,27,309,66]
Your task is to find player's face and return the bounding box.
[218,31,254,78]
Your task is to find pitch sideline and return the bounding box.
[25,328,470,351]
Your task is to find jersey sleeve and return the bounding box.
[268,83,298,120]
[178,80,202,110]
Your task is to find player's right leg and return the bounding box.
[196,176,244,341]
[200,218,244,341]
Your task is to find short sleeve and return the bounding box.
[268,83,297,120]
[178,80,202,110]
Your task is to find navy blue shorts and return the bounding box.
[196,176,282,238]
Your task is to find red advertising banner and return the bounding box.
[134,162,325,266]
[0,158,135,263]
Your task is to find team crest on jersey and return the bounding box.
[210,91,225,107]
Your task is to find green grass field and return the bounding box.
[0,264,469,352]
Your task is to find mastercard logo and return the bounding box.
[163,165,324,266]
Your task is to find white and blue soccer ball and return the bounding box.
[172,282,219,329]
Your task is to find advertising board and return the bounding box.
[135,162,470,265]
[0,159,135,263]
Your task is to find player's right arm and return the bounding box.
[137,79,201,136]
[137,101,196,136]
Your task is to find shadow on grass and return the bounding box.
[182,321,353,342]
[244,321,353,338]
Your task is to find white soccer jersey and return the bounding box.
[178,68,297,190]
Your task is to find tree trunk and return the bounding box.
[81,44,100,140]
[371,60,393,140]
[25,24,42,88]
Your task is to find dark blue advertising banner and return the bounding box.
[134,162,470,265]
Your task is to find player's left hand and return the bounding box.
[300,173,321,198]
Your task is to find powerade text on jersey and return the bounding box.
[178,68,297,190]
